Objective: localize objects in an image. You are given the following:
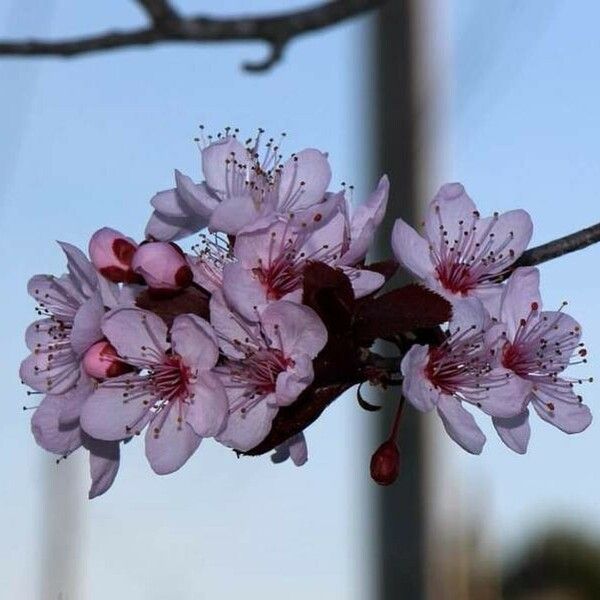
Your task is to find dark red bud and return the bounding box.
[174,265,194,288]
[370,440,400,486]
[112,238,137,264]
[89,227,139,283]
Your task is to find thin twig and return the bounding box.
[0,0,388,72]
[516,221,600,268]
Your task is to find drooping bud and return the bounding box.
[89,227,140,283]
[82,341,131,379]
[131,242,193,292]
[370,440,400,486]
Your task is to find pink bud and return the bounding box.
[131,242,193,292]
[82,341,130,379]
[89,227,140,283]
[370,440,400,486]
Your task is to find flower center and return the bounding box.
[430,208,516,295]
[425,326,505,405]
[151,354,191,404]
[231,348,290,396]
[253,228,339,300]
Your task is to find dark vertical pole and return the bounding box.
[372,1,426,599]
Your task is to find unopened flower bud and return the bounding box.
[89,227,140,283]
[370,440,400,486]
[132,242,193,292]
[83,341,130,379]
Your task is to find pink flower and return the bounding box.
[132,242,193,292]
[392,183,533,312]
[80,308,228,475]
[30,376,120,499]
[210,291,327,452]
[338,175,389,266]
[401,298,528,454]
[89,227,140,284]
[491,267,592,453]
[222,212,384,321]
[20,243,107,395]
[145,133,339,240]
[21,242,135,498]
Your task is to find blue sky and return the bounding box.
[0,1,375,598]
[447,0,600,555]
[1,0,600,598]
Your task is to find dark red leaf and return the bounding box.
[354,284,452,344]
[302,261,355,334]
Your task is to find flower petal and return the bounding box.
[80,375,152,440]
[25,318,56,351]
[150,187,186,218]
[436,395,486,454]
[531,387,592,434]
[342,267,385,298]
[288,432,309,466]
[20,349,81,395]
[217,398,278,452]
[283,191,345,232]
[186,371,229,438]
[476,369,531,418]
[144,408,201,475]
[31,393,82,455]
[493,410,531,454]
[222,261,267,321]
[449,297,489,335]
[144,210,207,242]
[260,301,327,359]
[84,437,120,499]
[424,183,477,247]
[275,354,313,406]
[401,344,440,412]
[58,241,98,298]
[202,136,248,193]
[481,209,533,274]
[174,171,218,216]
[70,292,105,356]
[340,175,389,265]
[391,218,435,280]
[209,290,259,359]
[277,149,331,211]
[271,432,308,466]
[208,194,260,235]
[500,267,542,338]
[28,274,82,321]
[102,307,168,364]
[171,314,219,371]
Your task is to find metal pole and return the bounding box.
[372,1,424,598]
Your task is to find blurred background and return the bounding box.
[1,1,599,598]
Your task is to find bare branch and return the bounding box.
[0,0,388,71]
[516,221,600,268]
[135,0,180,27]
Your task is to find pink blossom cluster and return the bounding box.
[393,183,592,455]
[20,131,592,497]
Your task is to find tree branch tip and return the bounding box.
[243,40,287,73]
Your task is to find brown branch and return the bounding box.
[135,0,180,27]
[0,0,388,72]
[516,221,600,268]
